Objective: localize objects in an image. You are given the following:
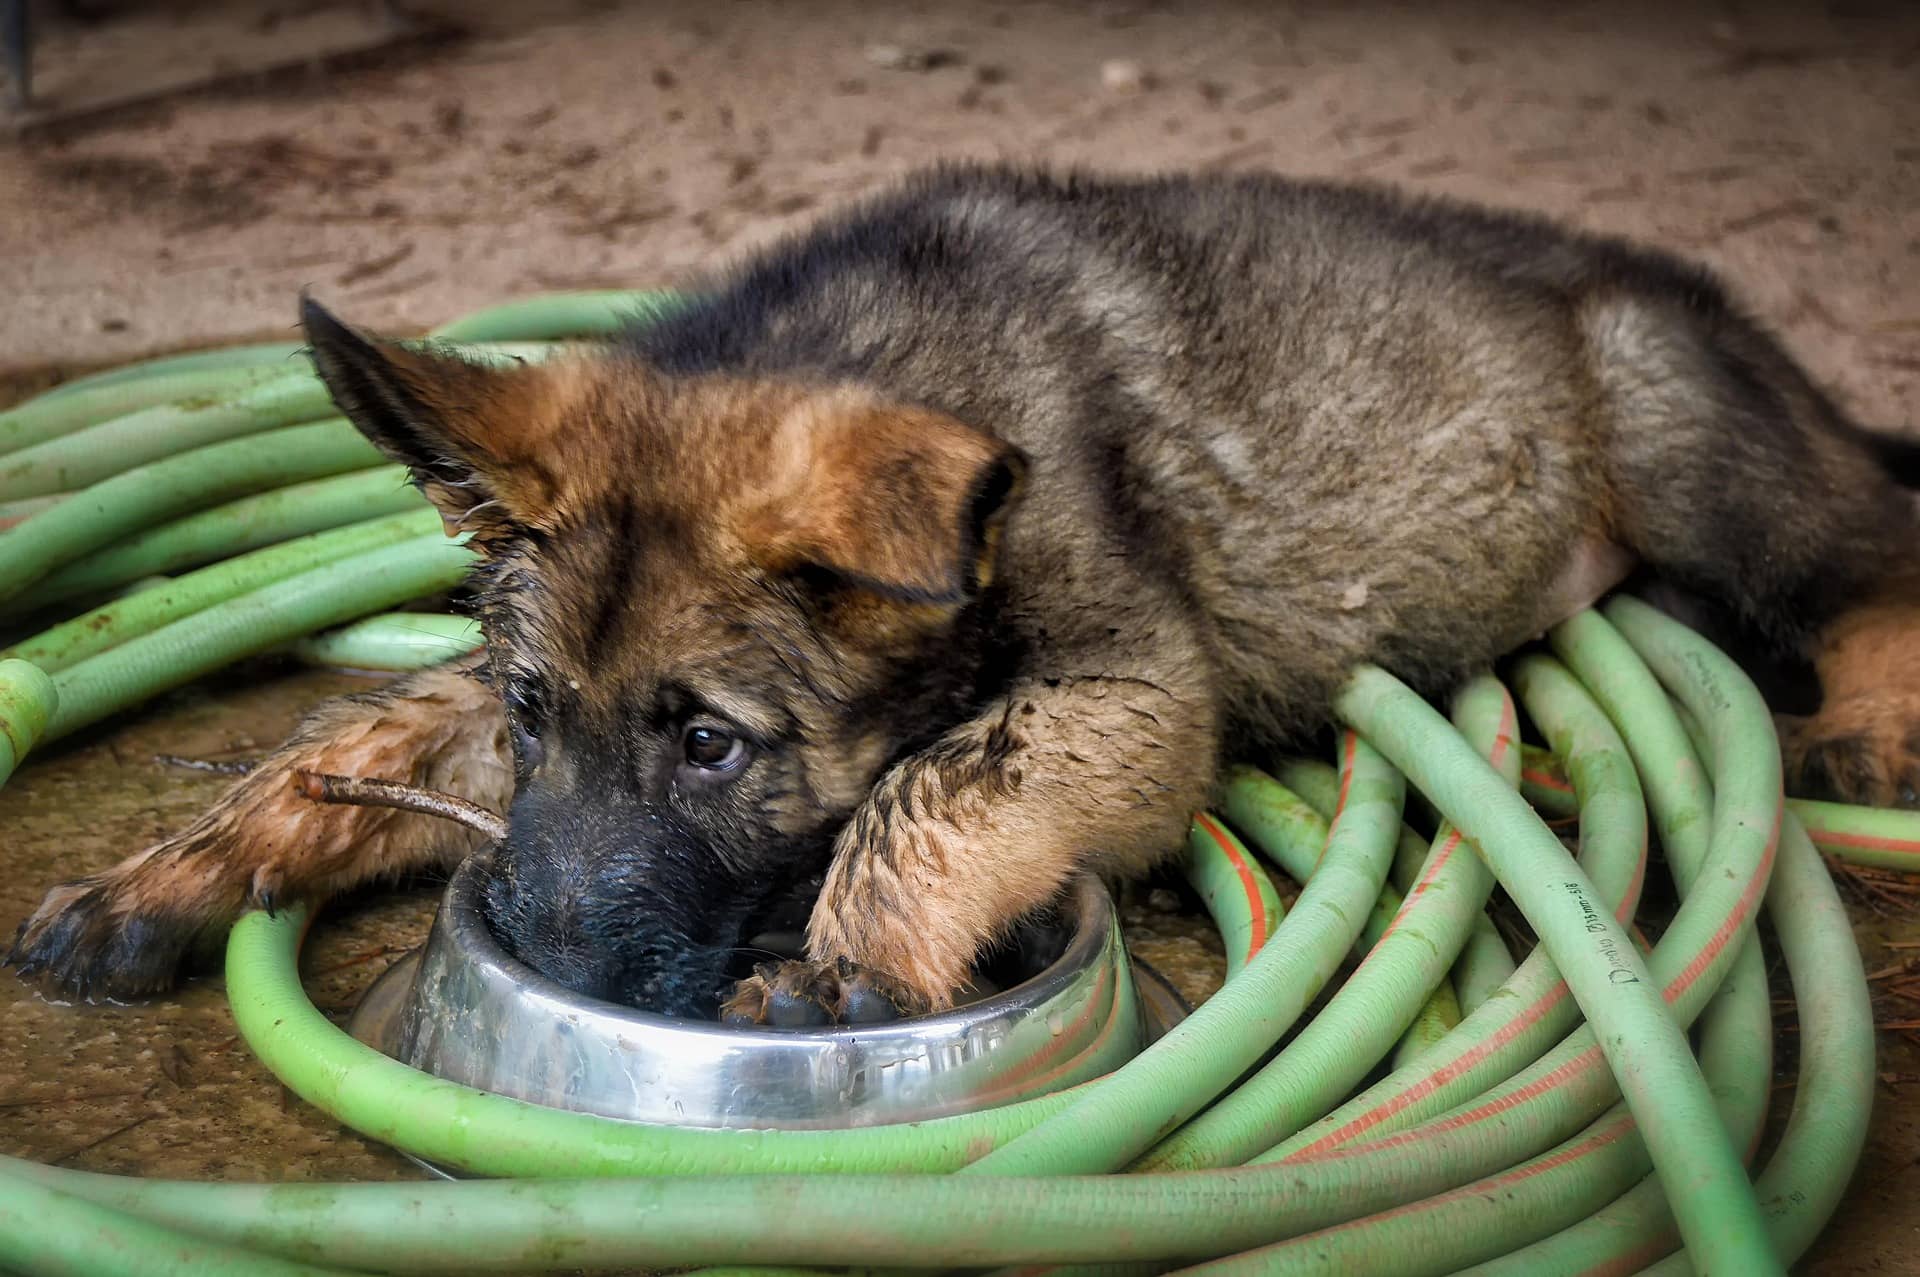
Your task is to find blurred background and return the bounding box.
[2,0,1916,430]
[0,4,1914,1271]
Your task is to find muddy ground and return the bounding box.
[1,1,1917,1272]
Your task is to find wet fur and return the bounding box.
[9,653,510,1000]
[12,166,1919,1011]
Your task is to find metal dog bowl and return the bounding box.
[349,854,1145,1130]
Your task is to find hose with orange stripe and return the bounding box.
[1526,733,1920,872]
[1173,605,1788,1275]
[1458,606,1861,1275]
[1263,755,1520,1062]
[1136,675,1518,1172]
[1253,650,1649,1170]
[1203,608,1773,1275]
[1184,814,1283,981]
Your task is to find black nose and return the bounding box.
[478,784,801,1017]
[481,852,621,1001]
[477,841,744,1018]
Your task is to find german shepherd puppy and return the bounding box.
[11,166,1919,1019]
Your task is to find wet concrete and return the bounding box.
[0,667,432,1184]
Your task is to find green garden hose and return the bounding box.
[1183,814,1284,980]
[20,342,306,407]
[0,657,54,785]
[0,594,1903,1274]
[1284,611,1771,1276]
[1255,652,1647,1166]
[1605,600,1875,1270]
[7,465,426,611]
[1522,742,1920,873]
[0,610,1884,1275]
[1244,759,1407,950]
[1333,653,1779,1273]
[2,511,446,673]
[0,375,341,500]
[0,1167,350,1277]
[0,492,69,530]
[1,358,305,455]
[42,535,474,741]
[1137,677,1516,1172]
[286,612,484,673]
[0,289,1914,1277]
[966,735,1404,1181]
[0,420,387,602]
[426,289,685,341]
[1267,757,1516,1045]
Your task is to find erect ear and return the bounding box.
[754,400,1028,604]
[301,296,562,544]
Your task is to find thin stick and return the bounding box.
[292,770,507,841]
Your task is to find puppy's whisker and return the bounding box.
[449,499,504,531]
[154,753,257,776]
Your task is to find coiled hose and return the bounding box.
[0,291,1914,1277]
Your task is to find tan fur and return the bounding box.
[744,394,1024,599]
[1781,571,1920,808]
[808,664,1216,1005]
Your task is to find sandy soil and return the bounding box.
[1,1,1917,1272]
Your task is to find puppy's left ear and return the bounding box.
[301,296,566,545]
[763,403,1027,604]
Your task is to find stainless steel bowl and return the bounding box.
[349,853,1144,1129]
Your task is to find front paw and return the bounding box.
[719,958,929,1027]
[6,862,224,1003]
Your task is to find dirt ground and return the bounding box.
[1,1,1917,1273]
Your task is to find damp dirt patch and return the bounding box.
[34,151,273,235]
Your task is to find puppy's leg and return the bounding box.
[800,665,1219,1011]
[8,653,512,1000]
[1584,289,1920,806]
[1779,565,1920,808]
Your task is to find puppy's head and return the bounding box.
[302,300,1025,1016]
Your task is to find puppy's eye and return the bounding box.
[506,687,546,771]
[683,725,747,771]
